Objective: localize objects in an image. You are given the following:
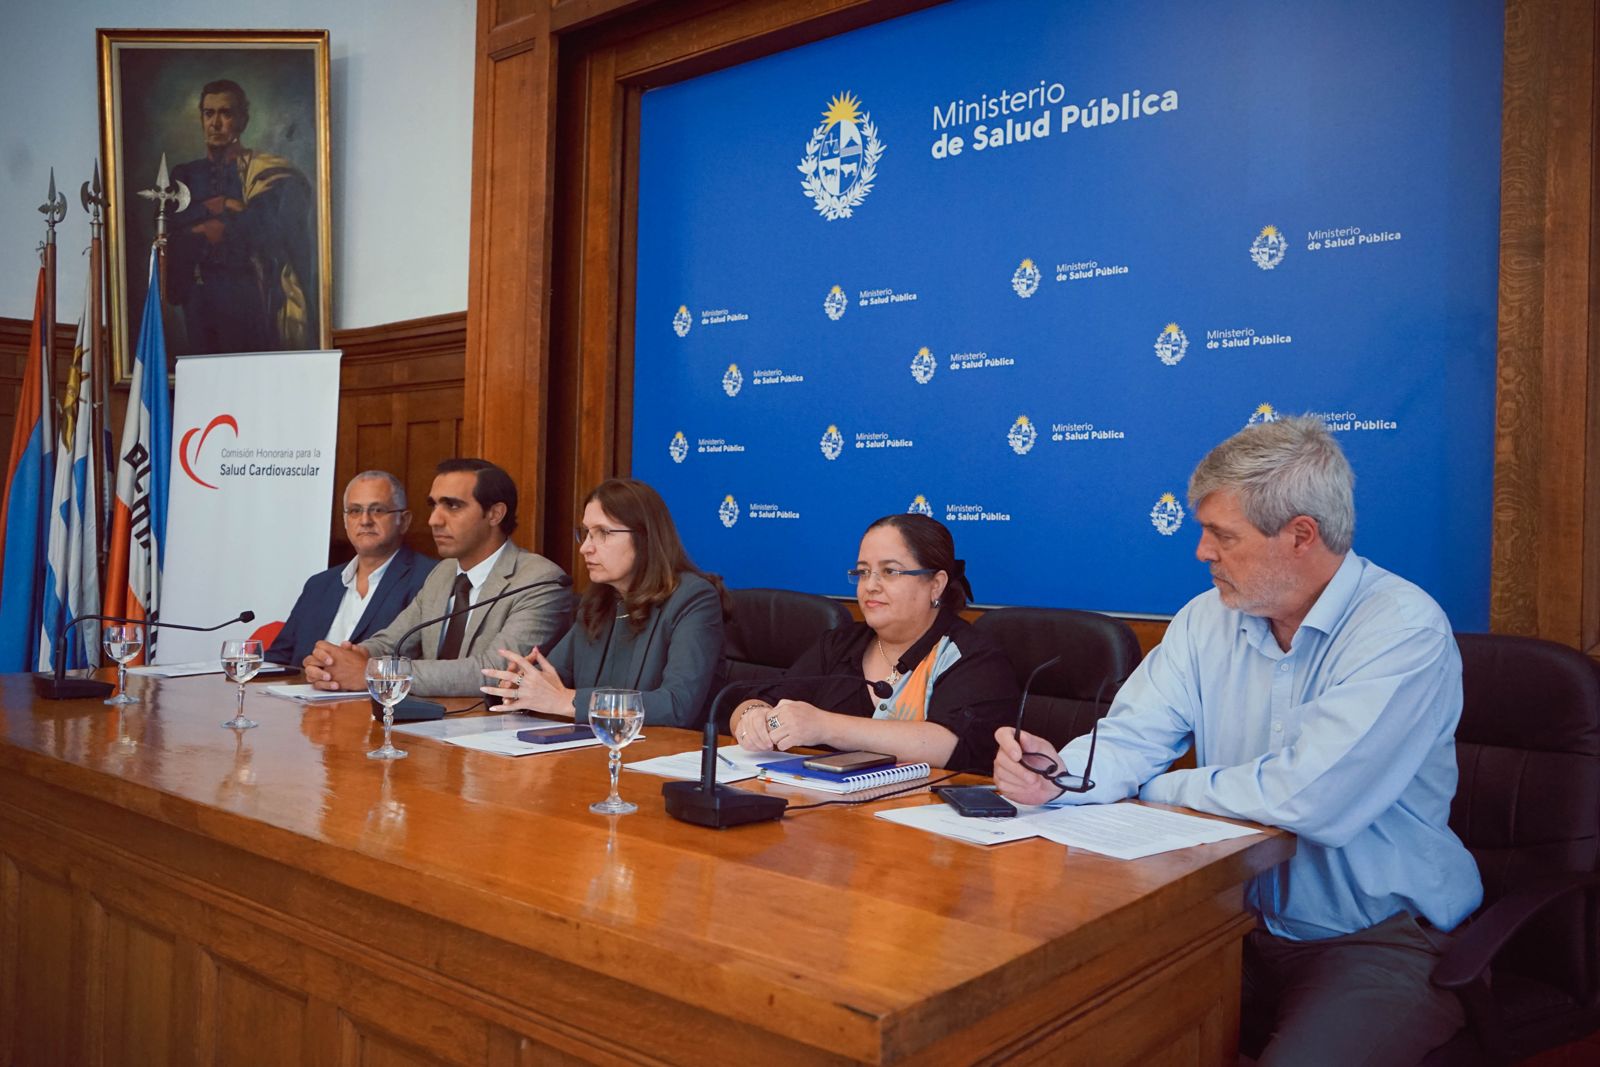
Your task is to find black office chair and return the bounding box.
[1421,632,1600,1066]
[720,588,853,719]
[970,607,1143,747]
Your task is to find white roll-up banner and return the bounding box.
[159,350,341,663]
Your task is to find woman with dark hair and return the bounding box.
[481,478,728,727]
[729,514,1018,773]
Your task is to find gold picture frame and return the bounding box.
[98,29,333,383]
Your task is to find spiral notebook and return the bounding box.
[757,756,931,794]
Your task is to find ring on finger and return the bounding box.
[767,713,781,731]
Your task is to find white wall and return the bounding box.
[0,0,476,327]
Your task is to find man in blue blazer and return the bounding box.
[267,471,433,665]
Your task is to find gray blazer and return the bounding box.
[362,543,573,696]
[549,571,725,728]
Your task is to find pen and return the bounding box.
[717,752,737,769]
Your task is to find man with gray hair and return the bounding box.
[266,471,433,666]
[995,416,1481,1065]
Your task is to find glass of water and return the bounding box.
[220,639,264,729]
[366,655,413,760]
[588,688,645,815]
[102,623,144,705]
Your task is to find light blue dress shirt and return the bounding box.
[1050,553,1483,940]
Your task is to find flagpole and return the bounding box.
[39,169,64,408]
[82,160,110,577]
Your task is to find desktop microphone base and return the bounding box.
[662,782,787,828]
[32,672,115,700]
[372,696,446,723]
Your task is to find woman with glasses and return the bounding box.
[480,478,729,727]
[729,514,1018,773]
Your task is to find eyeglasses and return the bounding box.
[1014,656,1109,794]
[575,526,633,545]
[845,567,936,585]
[343,505,406,519]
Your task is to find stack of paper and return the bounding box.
[876,800,1261,858]
[262,683,366,703]
[441,727,607,757]
[625,744,786,784]
[875,803,1043,845]
[130,661,291,678]
[1029,803,1259,859]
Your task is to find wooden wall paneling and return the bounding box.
[466,1,560,555]
[335,313,468,561]
[9,858,75,1065]
[569,47,627,574]
[1529,0,1597,654]
[214,960,310,1065]
[614,87,642,481]
[73,879,108,1067]
[602,0,940,85]
[542,53,585,577]
[1491,0,1600,653]
[0,855,19,1065]
[101,907,179,1067]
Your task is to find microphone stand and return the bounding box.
[365,574,573,723]
[663,673,894,829]
[33,610,256,700]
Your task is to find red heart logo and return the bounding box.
[179,414,238,490]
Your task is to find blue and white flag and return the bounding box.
[39,282,102,671]
[104,246,171,663]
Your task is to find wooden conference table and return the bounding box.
[0,671,1291,1066]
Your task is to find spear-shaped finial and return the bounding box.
[38,167,67,237]
[80,159,105,226]
[136,153,190,246]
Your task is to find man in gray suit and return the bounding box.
[303,458,573,696]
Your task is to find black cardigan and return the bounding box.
[760,608,1020,773]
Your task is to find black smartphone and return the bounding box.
[802,750,895,773]
[516,725,596,745]
[934,786,1018,818]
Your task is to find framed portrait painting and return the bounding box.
[98,29,332,382]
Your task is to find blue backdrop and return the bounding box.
[632,0,1503,627]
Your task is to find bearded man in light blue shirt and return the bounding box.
[996,416,1481,1066]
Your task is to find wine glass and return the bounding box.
[588,688,645,815]
[220,639,264,729]
[366,655,413,760]
[102,623,144,705]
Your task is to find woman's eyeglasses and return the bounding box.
[845,567,935,585]
[575,526,633,545]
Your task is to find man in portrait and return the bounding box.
[167,78,316,355]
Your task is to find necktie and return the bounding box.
[438,572,475,659]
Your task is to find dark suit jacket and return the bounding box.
[362,543,574,696]
[548,571,725,728]
[266,546,433,666]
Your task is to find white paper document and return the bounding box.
[442,727,608,757]
[261,683,367,703]
[1029,802,1261,860]
[392,713,535,739]
[129,661,291,678]
[625,744,786,783]
[874,803,1043,845]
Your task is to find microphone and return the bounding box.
[33,610,257,700]
[365,573,574,723]
[663,673,894,829]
